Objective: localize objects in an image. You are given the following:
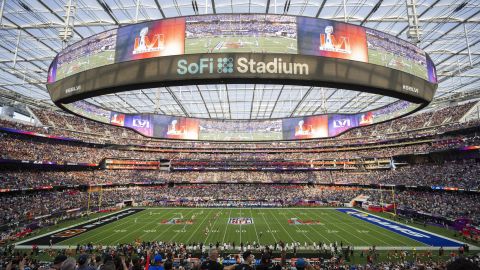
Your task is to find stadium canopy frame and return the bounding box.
[46,13,438,142]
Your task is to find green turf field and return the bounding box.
[57,50,115,80]
[50,208,428,248]
[185,36,297,54]
[367,48,428,80]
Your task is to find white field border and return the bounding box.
[14,208,143,249]
[351,208,479,250]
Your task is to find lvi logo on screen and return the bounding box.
[177,57,309,76]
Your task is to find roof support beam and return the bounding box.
[165,86,190,117]
[196,85,211,118]
[249,84,256,119]
[153,0,166,18]
[96,0,119,24]
[289,86,314,117]
[211,0,216,14]
[35,0,84,40]
[0,0,5,27]
[361,0,382,26]
[421,9,480,49]
[269,85,285,118]
[225,84,231,119]
[315,0,327,18]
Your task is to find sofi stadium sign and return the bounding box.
[177,57,309,75]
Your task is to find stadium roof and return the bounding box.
[0,0,479,119]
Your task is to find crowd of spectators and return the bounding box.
[1,241,479,270]
[0,158,479,189]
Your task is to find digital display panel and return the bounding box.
[152,115,200,140]
[328,114,360,137]
[48,14,436,85]
[198,119,282,141]
[297,17,368,62]
[366,28,428,80]
[115,18,185,63]
[56,29,117,80]
[62,99,421,141]
[185,14,297,54]
[64,100,111,124]
[282,115,329,140]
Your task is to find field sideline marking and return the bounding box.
[185,209,214,244]
[222,209,233,243]
[331,209,412,247]
[15,209,136,247]
[205,209,223,243]
[354,209,479,249]
[296,209,338,244]
[302,209,353,244]
[249,208,260,244]
[58,209,150,245]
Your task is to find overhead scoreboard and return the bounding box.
[47,14,437,141]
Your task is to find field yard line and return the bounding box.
[186,209,214,244]
[260,209,277,242]
[331,210,414,247]
[118,208,179,244]
[284,208,329,244]
[204,209,223,244]
[268,209,296,242]
[249,208,260,244]
[306,209,361,245]
[164,209,198,243]
[239,208,242,245]
[58,209,147,245]
[222,209,233,244]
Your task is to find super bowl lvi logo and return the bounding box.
[133,27,165,54]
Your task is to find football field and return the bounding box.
[185,36,297,54]
[17,208,469,250]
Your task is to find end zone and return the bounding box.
[337,208,476,248]
[15,208,144,248]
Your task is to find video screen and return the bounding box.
[64,101,112,124]
[63,99,420,141]
[56,29,117,81]
[328,114,359,137]
[185,14,297,54]
[297,17,368,62]
[47,57,57,83]
[366,28,428,80]
[115,18,185,63]
[48,15,436,84]
[198,119,282,141]
[426,55,437,83]
[152,115,199,140]
[282,115,328,140]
